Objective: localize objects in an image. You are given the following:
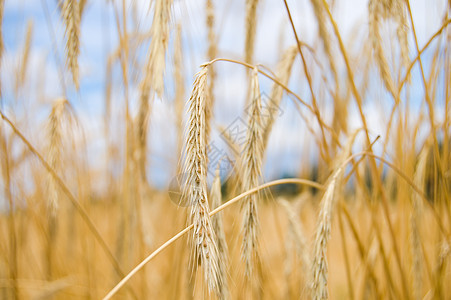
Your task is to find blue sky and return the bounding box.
[1,0,448,191]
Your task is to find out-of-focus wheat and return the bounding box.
[410,142,428,300]
[136,0,173,180]
[174,24,185,165]
[46,98,71,215]
[368,0,409,99]
[205,0,217,141]
[15,20,33,95]
[309,0,338,84]
[245,0,259,64]
[262,45,297,151]
[211,168,229,300]
[62,0,80,89]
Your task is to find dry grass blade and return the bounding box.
[241,66,264,276]
[62,0,81,89]
[182,66,223,296]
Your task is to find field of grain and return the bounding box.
[0,0,450,299]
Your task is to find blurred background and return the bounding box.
[1,0,447,195]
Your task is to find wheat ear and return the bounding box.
[392,0,409,71]
[141,0,172,99]
[241,67,264,276]
[62,0,80,89]
[279,197,312,291]
[368,0,396,99]
[309,0,338,83]
[310,130,357,300]
[136,0,172,180]
[46,98,71,214]
[182,66,223,295]
[311,168,342,300]
[79,0,87,20]
[14,20,33,96]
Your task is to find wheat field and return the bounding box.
[0,0,450,299]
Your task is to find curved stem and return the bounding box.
[104,148,449,299]
[204,58,338,146]
[102,178,323,300]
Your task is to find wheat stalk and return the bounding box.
[205,0,217,141]
[410,142,429,300]
[62,0,80,89]
[182,65,223,296]
[262,45,297,151]
[279,197,312,293]
[241,66,264,276]
[211,168,229,300]
[245,0,260,64]
[309,0,338,84]
[174,24,185,167]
